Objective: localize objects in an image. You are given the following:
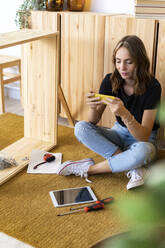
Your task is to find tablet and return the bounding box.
[49,186,97,207]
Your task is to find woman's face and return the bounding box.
[115,47,136,81]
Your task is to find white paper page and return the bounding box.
[27,150,62,174]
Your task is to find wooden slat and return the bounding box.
[0,137,55,186]
[1,61,20,69]
[3,75,21,85]
[58,84,75,126]
[0,29,59,49]
[22,35,59,143]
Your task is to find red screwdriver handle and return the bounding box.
[84,203,104,212]
[43,153,55,161]
[70,196,114,211]
[96,197,114,205]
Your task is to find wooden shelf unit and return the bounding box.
[0,29,59,185]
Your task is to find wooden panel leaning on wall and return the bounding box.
[60,12,106,122]
[60,13,158,128]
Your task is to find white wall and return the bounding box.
[0,1,22,32]
[89,0,134,14]
[0,0,134,32]
[0,0,23,56]
[0,0,134,56]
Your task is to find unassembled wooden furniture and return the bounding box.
[0,55,21,114]
[29,11,74,127]
[0,29,59,185]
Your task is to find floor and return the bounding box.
[4,97,165,150]
[2,97,73,248]
[5,97,72,127]
[5,97,24,116]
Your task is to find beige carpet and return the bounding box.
[0,113,143,248]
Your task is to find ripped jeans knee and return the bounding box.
[129,142,157,165]
[109,141,157,173]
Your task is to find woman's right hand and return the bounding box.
[86,92,106,124]
[86,92,102,109]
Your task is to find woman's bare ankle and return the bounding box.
[88,160,112,174]
[112,149,122,156]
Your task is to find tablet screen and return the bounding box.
[49,186,97,207]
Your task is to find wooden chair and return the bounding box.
[0,55,21,114]
[0,54,74,126]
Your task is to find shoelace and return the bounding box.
[72,165,92,183]
[127,170,142,181]
[58,158,94,183]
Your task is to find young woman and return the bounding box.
[57,35,162,190]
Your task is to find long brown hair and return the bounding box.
[111,35,151,95]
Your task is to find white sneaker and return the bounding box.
[126,168,146,190]
[57,158,94,182]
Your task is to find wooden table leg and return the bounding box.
[58,84,75,126]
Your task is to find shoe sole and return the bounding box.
[127,180,144,190]
[58,158,94,175]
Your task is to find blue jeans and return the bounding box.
[74,121,157,173]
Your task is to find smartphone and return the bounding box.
[94,93,115,103]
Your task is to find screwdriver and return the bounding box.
[70,196,114,211]
[57,202,104,216]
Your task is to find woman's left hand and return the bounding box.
[103,97,126,117]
